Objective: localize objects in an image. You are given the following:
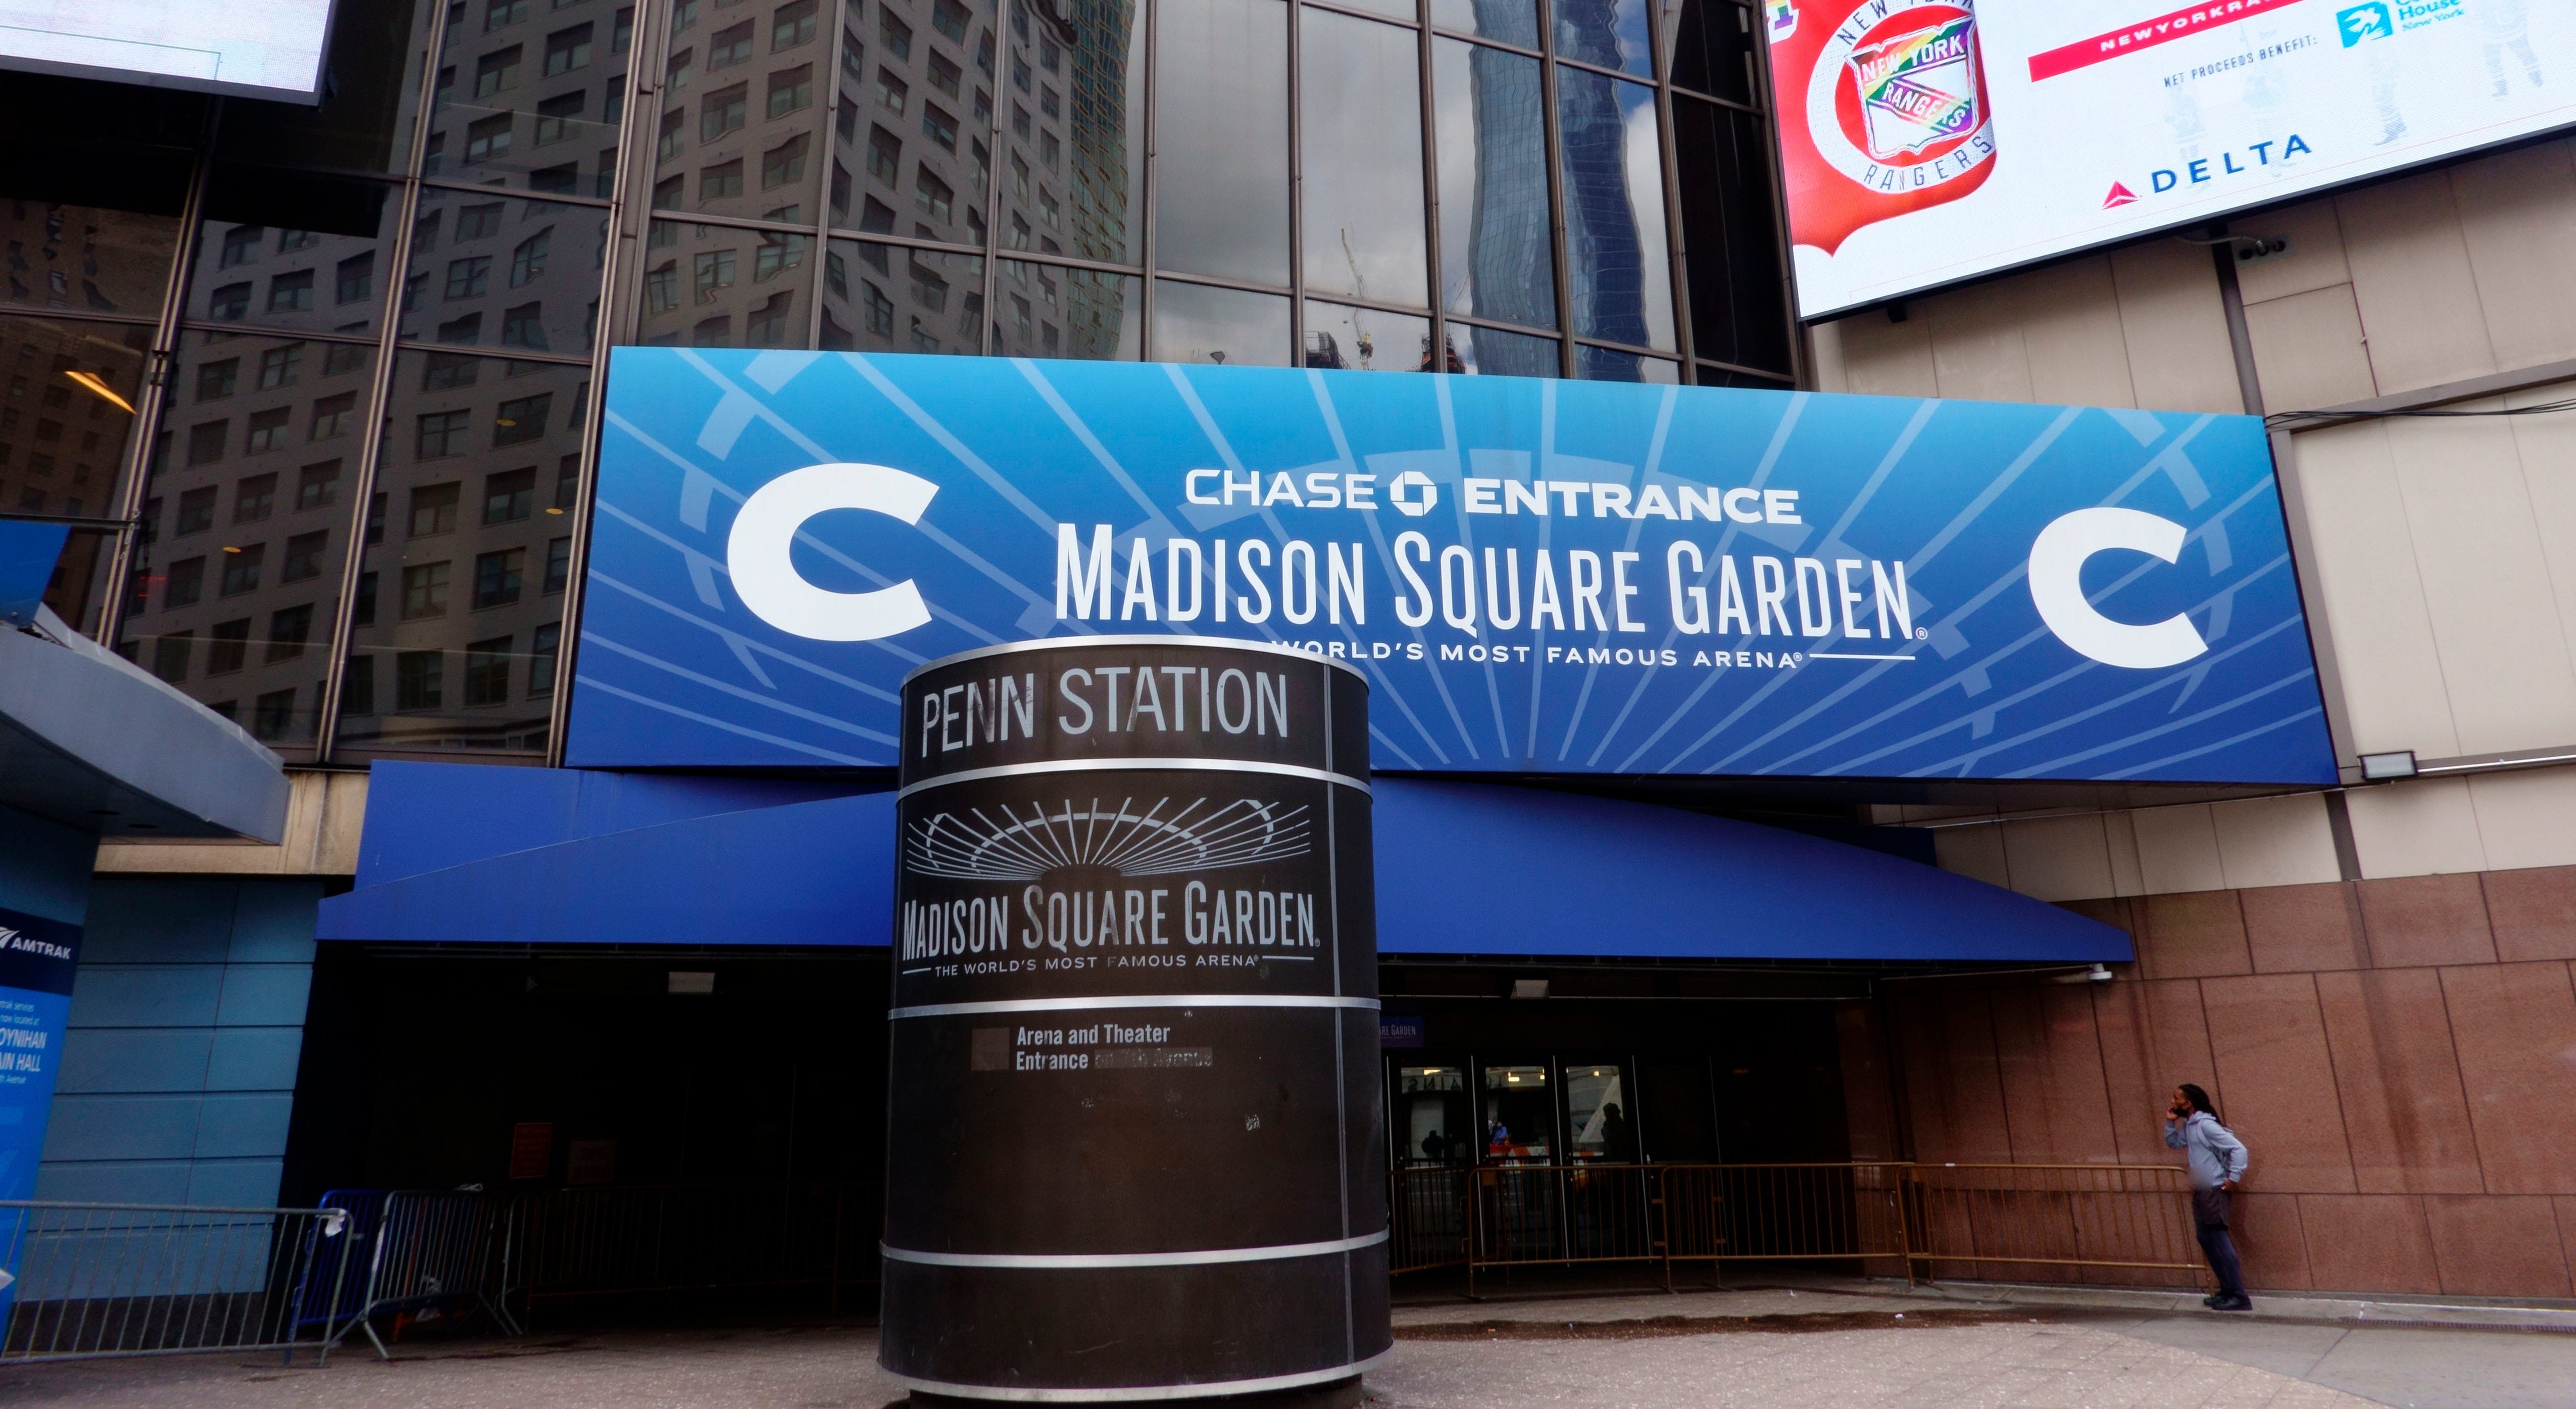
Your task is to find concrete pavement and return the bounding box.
[0,1280,2567,1408]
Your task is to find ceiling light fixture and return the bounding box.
[64,370,134,415]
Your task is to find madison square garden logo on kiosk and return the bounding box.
[1776,0,1997,254]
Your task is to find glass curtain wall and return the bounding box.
[49,0,1788,775]
[626,0,1790,380]
[89,0,623,766]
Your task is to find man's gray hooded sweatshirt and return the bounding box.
[2164,1110,2249,1190]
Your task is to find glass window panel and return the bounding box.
[1396,1065,1471,1168]
[818,239,983,354]
[0,72,200,235]
[1573,343,1677,381]
[1449,320,1554,376]
[1555,0,1653,77]
[114,329,364,757]
[1150,280,1289,366]
[999,0,1143,267]
[1427,0,1534,47]
[187,170,402,339]
[994,260,1137,360]
[1302,301,1430,372]
[655,2,839,221]
[0,201,179,320]
[1431,38,1553,331]
[1453,319,1546,376]
[0,317,150,634]
[825,0,997,247]
[1555,70,1673,352]
[1564,1062,1636,1161]
[1669,0,1754,104]
[646,220,815,348]
[1301,10,1428,309]
[214,0,441,173]
[339,351,581,761]
[1670,98,1790,375]
[401,191,610,355]
[433,0,629,193]
[1481,1063,1552,1162]
[1154,0,1289,285]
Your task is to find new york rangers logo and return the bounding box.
[1769,0,1998,255]
[1850,16,1979,159]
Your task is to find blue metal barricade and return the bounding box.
[300,1189,519,1360]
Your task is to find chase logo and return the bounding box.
[2026,509,2209,670]
[727,462,938,642]
[2337,2,2393,43]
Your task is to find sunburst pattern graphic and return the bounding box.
[905,797,1312,881]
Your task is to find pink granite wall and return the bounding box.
[1844,864,2576,1299]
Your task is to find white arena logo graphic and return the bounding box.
[2026,508,2210,670]
[726,462,937,642]
[1388,470,1438,517]
[905,797,1311,881]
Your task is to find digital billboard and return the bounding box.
[572,350,2336,786]
[1767,0,2576,317]
[0,0,334,102]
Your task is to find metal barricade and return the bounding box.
[313,1189,521,1359]
[1902,1161,2205,1285]
[0,1200,356,1363]
[1387,1165,1470,1273]
[510,1181,874,1321]
[1386,1161,2208,1293]
[1658,1161,1911,1278]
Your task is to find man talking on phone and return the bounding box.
[2165,1083,2251,1311]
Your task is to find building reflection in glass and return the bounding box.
[24,0,1793,772]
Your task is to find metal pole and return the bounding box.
[805,0,857,351]
[544,0,667,765]
[314,5,457,761]
[1414,0,1443,372]
[1648,0,1693,377]
[976,0,1009,354]
[1137,0,1158,359]
[1285,0,1305,366]
[95,100,221,654]
[1535,0,1574,378]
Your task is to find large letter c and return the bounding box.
[726,462,938,641]
[2027,507,2209,669]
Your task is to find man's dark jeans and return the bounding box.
[2194,1188,2247,1301]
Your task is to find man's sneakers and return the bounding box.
[2208,1295,2253,1311]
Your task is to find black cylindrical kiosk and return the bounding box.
[882,637,1388,1403]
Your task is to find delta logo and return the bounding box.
[2103,135,2312,209]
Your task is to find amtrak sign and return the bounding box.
[572,351,2336,785]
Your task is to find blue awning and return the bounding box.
[321,763,2129,964]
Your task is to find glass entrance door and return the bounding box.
[1479,1064,1554,1164]
[1395,1065,1470,1167]
[1563,1061,1635,1164]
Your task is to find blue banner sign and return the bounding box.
[573,351,2335,784]
[0,904,78,1212]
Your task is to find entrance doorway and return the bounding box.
[282,944,892,1325]
[1380,997,1856,1279]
